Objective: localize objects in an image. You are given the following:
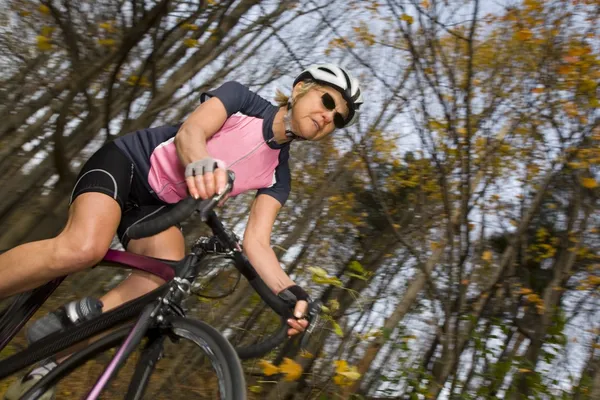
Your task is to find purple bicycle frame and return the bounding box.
[84,250,179,399]
[102,249,175,282]
[0,249,175,357]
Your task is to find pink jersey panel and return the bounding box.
[147,115,281,203]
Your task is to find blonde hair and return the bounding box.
[274,82,320,107]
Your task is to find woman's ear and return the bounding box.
[291,81,304,99]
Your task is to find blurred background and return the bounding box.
[0,0,599,398]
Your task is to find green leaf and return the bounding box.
[313,275,343,287]
[348,260,366,274]
[307,266,329,278]
[332,321,344,337]
[346,272,369,281]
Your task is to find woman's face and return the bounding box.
[291,83,350,141]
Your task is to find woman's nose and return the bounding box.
[322,110,335,124]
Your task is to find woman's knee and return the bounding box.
[48,192,121,275]
[49,233,109,274]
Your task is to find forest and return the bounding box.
[0,0,599,398]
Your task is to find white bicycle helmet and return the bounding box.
[294,63,363,127]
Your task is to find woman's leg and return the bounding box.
[0,193,121,299]
[99,225,185,311]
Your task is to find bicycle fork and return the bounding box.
[84,302,159,400]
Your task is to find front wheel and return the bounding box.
[138,317,247,400]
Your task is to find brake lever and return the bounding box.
[196,171,235,221]
[300,300,322,350]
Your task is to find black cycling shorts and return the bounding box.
[70,141,177,249]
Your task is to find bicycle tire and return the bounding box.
[18,324,134,400]
[18,317,247,400]
[145,316,247,400]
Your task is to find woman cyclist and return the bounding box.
[1,63,363,398]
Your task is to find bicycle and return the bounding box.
[0,172,321,400]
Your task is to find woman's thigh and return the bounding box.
[54,141,135,271]
[100,225,185,311]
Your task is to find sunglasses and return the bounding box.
[320,92,346,129]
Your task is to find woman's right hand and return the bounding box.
[184,157,228,200]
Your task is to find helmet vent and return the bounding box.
[317,67,336,75]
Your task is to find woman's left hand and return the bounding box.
[287,300,309,336]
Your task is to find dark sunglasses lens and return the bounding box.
[321,93,336,110]
[334,113,345,129]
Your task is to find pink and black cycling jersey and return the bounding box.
[113,81,291,206]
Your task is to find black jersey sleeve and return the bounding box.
[257,148,291,206]
[201,81,273,118]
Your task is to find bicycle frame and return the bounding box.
[0,249,176,353]
[85,254,199,400]
[0,209,298,399]
[14,254,200,400]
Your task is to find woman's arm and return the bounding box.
[243,194,308,335]
[175,96,229,199]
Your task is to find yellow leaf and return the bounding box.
[126,75,151,88]
[40,26,55,37]
[518,287,533,295]
[334,374,352,386]
[421,0,430,8]
[558,65,572,75]
[183,38,198,48]
[18,10,32,17]
[36,36,52,51]
[400,14,414,25]
[249,385,262,393]
[430,241,443,250]
[299,349,314,359]
[280,358,303,381]
[338,370,361,381]
[518,368,532,373]
[97,38,116,47]
[516,29,533,41]
[568,161,588,169]
[182,23,199,31]
[581,178,598,189]
[258,359,280,376]
[99,22,116,33]
[482,250,493,262]
[526,293,541,303]
[334,360,349,373]
[333,360,361,386]
[39,4,50,15]
[587,276,600,285]
[563,55,579,64]
[564,102,578,117]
